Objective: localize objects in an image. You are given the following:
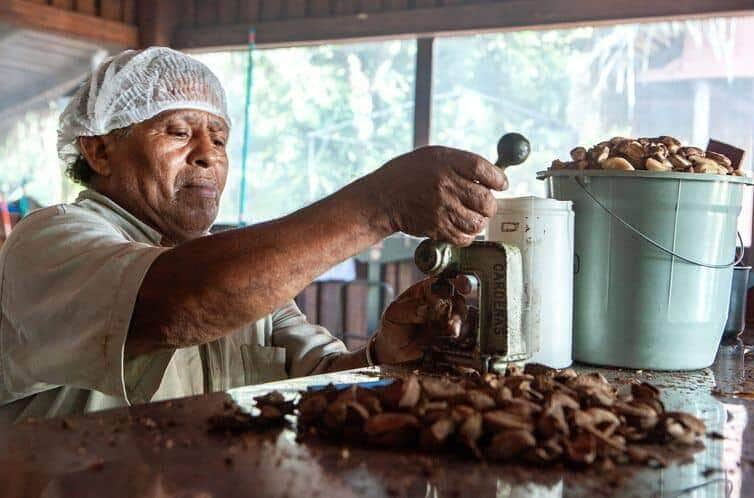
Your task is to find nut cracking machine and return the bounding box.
[414,133,535,374]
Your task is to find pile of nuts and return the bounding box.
[293,365,705,469]
[550,136,743,176]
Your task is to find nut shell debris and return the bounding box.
[291,368,705,469]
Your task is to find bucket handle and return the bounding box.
[575,177,744,269]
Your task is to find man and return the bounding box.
[0,48,506,423]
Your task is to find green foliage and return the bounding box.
[0,17,747,222]
[0,101,82,205]
[195,41,416,223]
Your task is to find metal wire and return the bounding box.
[575,176,744,269]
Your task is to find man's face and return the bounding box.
[96,109,230,244]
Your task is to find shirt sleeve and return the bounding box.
[270,301,347,378]
[0,206,169,405]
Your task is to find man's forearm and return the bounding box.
[319,347,372,373]
[127,176,391,357]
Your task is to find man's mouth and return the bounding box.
[180,180,218,199]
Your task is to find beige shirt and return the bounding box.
[0,190,346,423]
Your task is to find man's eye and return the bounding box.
[169,129,189,138]
[214,139,226,147]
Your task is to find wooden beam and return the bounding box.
[50,0,73,9]
[218,0,238,24]
[413,37,433,148]
[194,0,218,27]
[308,0,329,17]
[75,0,96,16]
[259,0,282,21]
[100,0,123,21]
[0,0,137,47]
[175,0,754,49]
[384,0,408,10]
[138,0,180,47]
[333,0,353,16]
[122,0,135,23]
[285,0,306,18]
[240,0,260,22]
[360,0,382,13]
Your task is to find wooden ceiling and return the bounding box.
[0,0,751,121]
[0,23,106,122]
[172,0,754,49]
[0,1,134,122]
[1,0,752,50]
[0,0,137,46]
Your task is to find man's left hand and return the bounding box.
[372,276,471,364]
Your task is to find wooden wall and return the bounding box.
[292,259,423,347]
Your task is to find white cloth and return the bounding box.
[0,190,346,424]
[57,47,231,165]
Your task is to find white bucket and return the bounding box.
[486,196,574,368]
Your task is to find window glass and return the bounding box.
[431,17,754,243]
[194,40,416,224]
[0,100,81,207]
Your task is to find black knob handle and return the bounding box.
[495,133,530,168]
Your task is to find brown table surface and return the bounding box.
[2,333,753,498]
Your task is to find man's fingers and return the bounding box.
[394,278,432,302]
[450,173,498,219]
[446,205,487,240]
[451,275,473,295]
[432,226,475,247]
[451,293,467,320]
[450,152,507,191]
[383,299,429,324]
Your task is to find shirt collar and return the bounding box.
[75,189,165,246]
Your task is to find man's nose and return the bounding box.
[187,132,216,168]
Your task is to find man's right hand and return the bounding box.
[365,146,508,246]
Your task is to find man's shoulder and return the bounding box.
[0,201,123,263]
[8,201,120,241]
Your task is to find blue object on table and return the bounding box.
[307,379,395,392]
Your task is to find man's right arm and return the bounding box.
[126,146,506,358]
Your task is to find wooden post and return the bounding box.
[413,37,433,148]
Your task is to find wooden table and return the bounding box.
[2,334,752,498]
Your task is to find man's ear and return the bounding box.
[78,136,111,176]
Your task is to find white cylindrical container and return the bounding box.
[486,196,574,368]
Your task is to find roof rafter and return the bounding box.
[0,0,137,47]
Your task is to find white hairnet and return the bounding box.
[57,46,231,164]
